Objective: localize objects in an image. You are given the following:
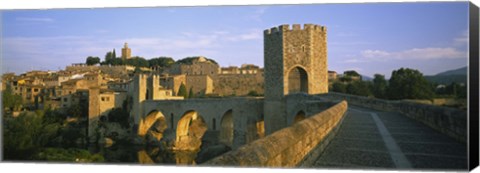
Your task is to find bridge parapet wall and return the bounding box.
[203,100,347,167]
[322,92,467,143]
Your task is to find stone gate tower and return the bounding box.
[263,24,328,135]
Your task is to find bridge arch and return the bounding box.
[293,110,306,124]
[138,110,168,141]
[219,109,234,147]
[246,114,265,143]
[175,110,208,151]
[287,66,309,94]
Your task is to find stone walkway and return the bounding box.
[312,105,467,170]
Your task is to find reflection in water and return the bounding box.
[137,150,155,164]
[88,144,200,165]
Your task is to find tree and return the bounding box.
[3,111,61,160]
[176,56,218,65]
[148,57,175,68]
[112,49,116,59]
[346,81,371,96]
[331,82,347,93]
[188,87,194,99]
[372,74,388,99]
[387,68,434,100]
[344,70,360,77]
[104,52,114,65]
[124,57,149,67]
[2,84,23,111]
[107,108,130,128]
[85,56,100,65]
[177,83,188,98]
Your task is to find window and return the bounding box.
[63,98,68,102]
[34,88,39,92]
[101,97,105,101]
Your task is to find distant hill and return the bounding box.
[435,66,467,76]
[361,75,373,81]
[425,66,467,85]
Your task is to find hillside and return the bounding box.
[425,66,467,85]
[361,75,373,81]
[435,66,467,76]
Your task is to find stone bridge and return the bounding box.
[131,76,335,151]
[203,93,468,170]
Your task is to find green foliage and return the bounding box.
[107,107,130,128]
[346,81,372,97]
[372,74,388,99]
[148,57,175,68]
[2,84,23,111]
[247,90,261,96]
[344,70,361,77]
[331,82,347,93]
[112,49,116,59]
[104,51,115,65]
[338,76,353,83]
[124,56,149,67]
[387,68,434,100]
[65,99,88,119]
[435,82,467,99]
[34,148,104,162]
[425,74,467,85]
[175,56,218,65]
[188,87,195,99]
[59,124,85,147]
[85,56,100,65]
[3,111,61,160]
[43,107,67,124]
[177,83,188,98]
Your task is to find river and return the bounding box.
[88,144,200,165]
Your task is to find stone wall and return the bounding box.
[212,73,264,96]
[321,92,467,143]
[186,75,214,96]
[203,101,347,167]
[169,61,219,75]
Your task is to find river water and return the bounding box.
[88,144,199,165]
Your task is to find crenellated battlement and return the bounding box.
[263,24,327,35]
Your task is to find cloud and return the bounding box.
[2,28,266,74]
[16,17,54,23]
[361,50,391,58]
[343,59,365,63]
[225,29,262,41]
[453,29,468,46]
[249,7,268,22]
[360,47,466,60]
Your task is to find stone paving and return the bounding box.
[312,105,467,170]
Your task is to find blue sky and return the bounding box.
[1,2,469,78]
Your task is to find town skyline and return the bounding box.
[2,2,469,78]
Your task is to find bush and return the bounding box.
[34,148,104,163]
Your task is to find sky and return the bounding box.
[1,2,470,78]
